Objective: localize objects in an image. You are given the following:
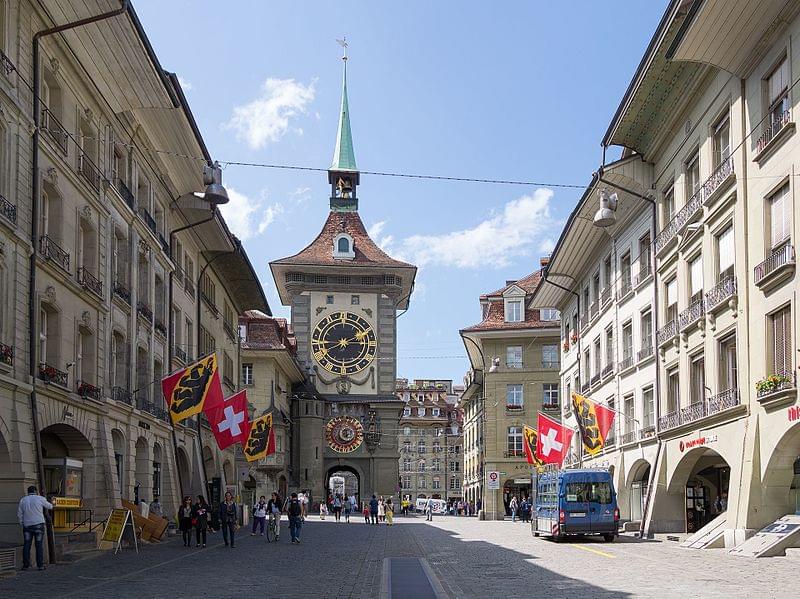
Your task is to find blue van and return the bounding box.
[531,468,619,542]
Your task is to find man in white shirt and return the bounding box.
[17,486,52,570]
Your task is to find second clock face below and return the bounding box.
[312,311,377,375]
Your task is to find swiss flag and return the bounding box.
[535,412,574,466]
[205,390,250,450]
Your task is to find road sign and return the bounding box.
[487,471,500,490]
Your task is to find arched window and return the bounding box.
[333,233,355,260]
[338,237,349,253]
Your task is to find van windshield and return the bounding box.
[564,482,613,504]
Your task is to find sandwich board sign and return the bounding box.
[100,508,138,555]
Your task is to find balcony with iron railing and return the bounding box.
[589,300,599,320]
[111,386,133,405]
[154,317,167,338]
[158,233,169,255]
[136,301,153,323]
[621,429,638,445]
[184,276,196,296]
[38,362,68,387]
[138,207,157,234]
[639,425,656,440]
[77,380,102,401]
[600,286,612,308]
[113,178,136,210]
[174,346,187,363]
[635,257,652,286]
[39,235,70,272]
[223,321,237,343]
[637,339,654,362]
[113,279,131,305]
[707,388,739,415]
[700,157,735,208]
[542,359,559,369]
[77,153,102,192]
[754,244,795,290]
[590,373,601,388]
[77,267,103,299]
[619,277,633,299]
[0,342,12,367]
[704,276,737,313]
[223,375,235,390]
[201,292,219,317]
[656,319,677,347]
[659,389,742,433]
[678,299,705,332]
[601,363,614,379]
[41,107,68,155]
[755,108,792,157]
[0,193,17,224]
[618,350,634,373]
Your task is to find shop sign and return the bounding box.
[788,406,800,422]
[487,471,500,490]
[513,478,531,485]
[53,497,82,508]
[679,434,718,452]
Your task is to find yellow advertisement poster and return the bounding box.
[102,508,129,544]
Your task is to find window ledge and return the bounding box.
[756,386,797,409]
[753,121,795,164]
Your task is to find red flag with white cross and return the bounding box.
[535,412,574,466]
[205,390,250,450]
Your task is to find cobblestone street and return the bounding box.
[1,515,797,598]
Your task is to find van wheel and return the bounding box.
[603,533,615,543]
[533,531,540,537]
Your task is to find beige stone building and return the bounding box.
[460,264,561,519]
[0,1,268,550]
[238,311,304,506]
[396,379,463,506]
[530,0,800,549]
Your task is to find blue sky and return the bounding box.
[135,0,664,384]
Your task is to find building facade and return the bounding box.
[460,264,561,519]
[532,0,800,548]
[0,1,268,546]
[397,379,463,505]
[238,312,304,507]
[269,56,416,508]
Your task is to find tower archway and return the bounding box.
[325,465,360,508]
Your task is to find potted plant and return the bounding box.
[562,340,570,352]
[755,373,792,396]
[570,331,578,344]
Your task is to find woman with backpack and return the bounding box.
[178,496,193,547]
[219,491,238,548]
[286,492,304,544]
[192,495,210,548]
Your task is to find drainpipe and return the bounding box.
[29,0,129,565]
[596,162,661,539]
[166,207,216,501]
[196,242,242,496]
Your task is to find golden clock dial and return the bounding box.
[311,311,376,375]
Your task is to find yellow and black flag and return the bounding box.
[523,425,543,467]
[243,413,276,462]
[571,392,616,456]
[162,354,224,424]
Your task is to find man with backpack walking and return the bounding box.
[287,492,304,544]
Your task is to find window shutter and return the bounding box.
[770,184,790,247]
[769,58,788,105]
[718,227,734,274]
[773,307,791,374]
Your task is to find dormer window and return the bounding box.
[333,233,355,260]
[505,299,523,322]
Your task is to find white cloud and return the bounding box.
[224,78,316,149]
[177,76,193,91]
[367,220,394,251]
[389,189,555,269]
[538,238,555,253]
[219,187,284,241]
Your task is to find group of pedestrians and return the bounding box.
[449,500,478,516]
[363,495,393,525]
[508,495,532,523]
[323,493,356,522]
[178,491,240,548]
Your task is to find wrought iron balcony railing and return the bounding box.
[707,388,740,415]
[541,359,559,369]
[678,299,705,331]
[600,286,612,307]
[136,301,153,323]
[77,267,103,298]
[635,257,652,285]
[637,340,654,362]
[660,389,741,433]
[656,320,677,346]
[590,373,601,387]
[754,244,795,287]
[111,386,133,405]
[77,380,102,401]
[154,318,167,338]
[589,300,599,319]
[113,280,131,305]
[158,233,169,255]
[39,235,70,272]
[621,430,638,445]
[756,109,791,154]
[0,342,12,367]
[701,157,734,206]
[184,277,196,296]
[77,153,102,192]
[620,277,632,298]
[41,108,68,155]
[114,178,135,210]
[601,363,614,379]
[38,362,68,387]
[138,207,157,234]
[704,276,737,312]
[174,346,187,362]
[201,292,219,317]
[223,321,237,342]
[0,193,17,224]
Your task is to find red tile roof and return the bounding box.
[271,211,414,268]
[239,312,297,353]
[463,269,559,333]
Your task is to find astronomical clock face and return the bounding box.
[312,311,377,375]
[326,416,364,453]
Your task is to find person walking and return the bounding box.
[377,497,385,523]
[193,495,210,548]
[343,495,352,523]
[319,501,328,520]
[251,495,267,536]
[332,494,342,522]
[267,492,282,541]
[363,503,370,523]
[219,491,238,548]
[369,495,379,525]
[425,497,434,521]
[178,496,193,547]
[385,498,394,526]
[150,496,163,518]
[287,492,303,544]
[17,486,52,571]
[510,495,519,523]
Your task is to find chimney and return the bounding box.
[505,280,517,286]
[540,255,551,268]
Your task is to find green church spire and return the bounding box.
[330,55,358,172]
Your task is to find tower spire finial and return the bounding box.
[329,37,359,211]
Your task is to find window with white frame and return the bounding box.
[690,352,706,405]
[507,426,523,456]
[716,225,734,281]
[505,298,523,322]
[719,333,738,391]
[432,477,441,490]
[450,478,460,490]
[540,308,560,321]
[712,111,730,168]
[403,407,411,417]
[766,56,790,131]
[640,310,653,350]
[767,183,791,251]
[666,278,678,323]
[403,458,411,472]
[543,383,559,408]
[623,394,635,436]
[689,255,703,304]
[417,407,426,417]
[685,149,700,199]
[506,345,522,368]
[643,387,655,429]
[431,407,440,417]
[663,183,675,223]
[506,384,523,409]
[542,344,559,369]
[667,366,680,414]
[402,476,411,489]
[604,326,614,367]
[242,363,253,386]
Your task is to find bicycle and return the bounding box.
[266,513,279,543]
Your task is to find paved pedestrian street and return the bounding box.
[1,516,797,598]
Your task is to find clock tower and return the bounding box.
[270,50,416,504]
